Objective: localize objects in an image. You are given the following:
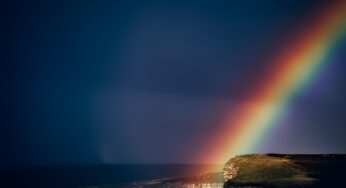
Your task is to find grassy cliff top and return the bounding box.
[223,154,316,186]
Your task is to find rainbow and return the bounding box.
[198,1,346,167]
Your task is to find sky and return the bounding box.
[1,0,346,166]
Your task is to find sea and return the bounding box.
[0,164,225,188]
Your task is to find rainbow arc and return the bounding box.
[198,1,346,167]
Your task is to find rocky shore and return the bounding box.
[93,154,346,187]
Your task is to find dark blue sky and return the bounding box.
[1,0,346,165]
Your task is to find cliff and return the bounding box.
[223,154,346,187]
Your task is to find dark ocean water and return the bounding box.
[0,164,223,188]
